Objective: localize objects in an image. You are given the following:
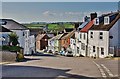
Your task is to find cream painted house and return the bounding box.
[88,12,120,58]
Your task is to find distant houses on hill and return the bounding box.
[35,11,120,58]
[1,11,120,58]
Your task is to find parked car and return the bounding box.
[65,47,73,57]
[65,51,73,57]
[59,51,65,56]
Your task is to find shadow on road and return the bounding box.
[2,65,96,79]
[32,52,57,57]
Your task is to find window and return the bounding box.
[93,46,95,52]
[104,17,109,25]
[101,48,104,55]
[99,32,103,40]
[84,34,86,40]
[94,18,99,25]
[80,33,82,39]
[90,32,93,38]
[81,43,85,50]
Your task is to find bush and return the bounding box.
[2,45,10,51]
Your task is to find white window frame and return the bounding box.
[104,17,110,25]
[94,18,99,25]
[99,32,103,40]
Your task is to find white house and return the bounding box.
[88,12,120,58]
[79,13,97,57]
[29,35,35,54]
[1,19,35,55]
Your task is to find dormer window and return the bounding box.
[104,17,109,25]
[94,18,99,25]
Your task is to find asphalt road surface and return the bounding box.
[2,53,120,79]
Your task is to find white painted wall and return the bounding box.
[29,35,35,54]
[70,38,75,54]
[79,32,88,56]
[88,30,109,58]
[11,30,30,55]
[48,39,54,52]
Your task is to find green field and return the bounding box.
[24,23,75,30]
[24,24,46,29]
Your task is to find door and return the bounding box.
[97,47,99,58]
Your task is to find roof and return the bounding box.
[49,34,63,41]
[49,33,67,41]
[80,19,94,33]
[36,34,47,41]
[0,19,28,30]
[0,26,12,32]
[78,21,89,29]
[90,12,120,31]
[61,30,75,40]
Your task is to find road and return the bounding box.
[1,53,120,79]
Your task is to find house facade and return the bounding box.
[88,12,120,58]
[36,34,49,51]
[1,19,35,55]
[48,34,67,53]
[61,30,75,52]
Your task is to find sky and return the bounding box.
[1,2,119,23]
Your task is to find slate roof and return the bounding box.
[36,34,47,41]
[49,33,67,41]
[0,19,28,30]
[80,19,94,33]
[78,21,89,29]
[0,26,12,32]
[90,12,120,31]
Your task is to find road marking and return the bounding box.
[93,61,107,78]
[101,64,114,77]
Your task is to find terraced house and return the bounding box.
[88,11,120,58]
[79,13,97,57]
[48,33,67,53]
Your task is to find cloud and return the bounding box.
[42,11,57,16]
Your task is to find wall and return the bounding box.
[109,20,119,47]
[79,32,88,56]
[0,32,10,46]
[12,30,30,55]
[88,30,109,58]
[29,35,35,54]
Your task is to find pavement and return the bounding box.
[1,52,120,79]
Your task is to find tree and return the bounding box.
[9,32,19,46]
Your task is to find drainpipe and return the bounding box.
[86,32,88,57]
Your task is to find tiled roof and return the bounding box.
[90,12,120,31]
[0,19,28,30]
[80,20,94,33]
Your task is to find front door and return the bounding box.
[97,47,99,58]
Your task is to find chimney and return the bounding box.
[75,22,79,30]
[90,12,97,21]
